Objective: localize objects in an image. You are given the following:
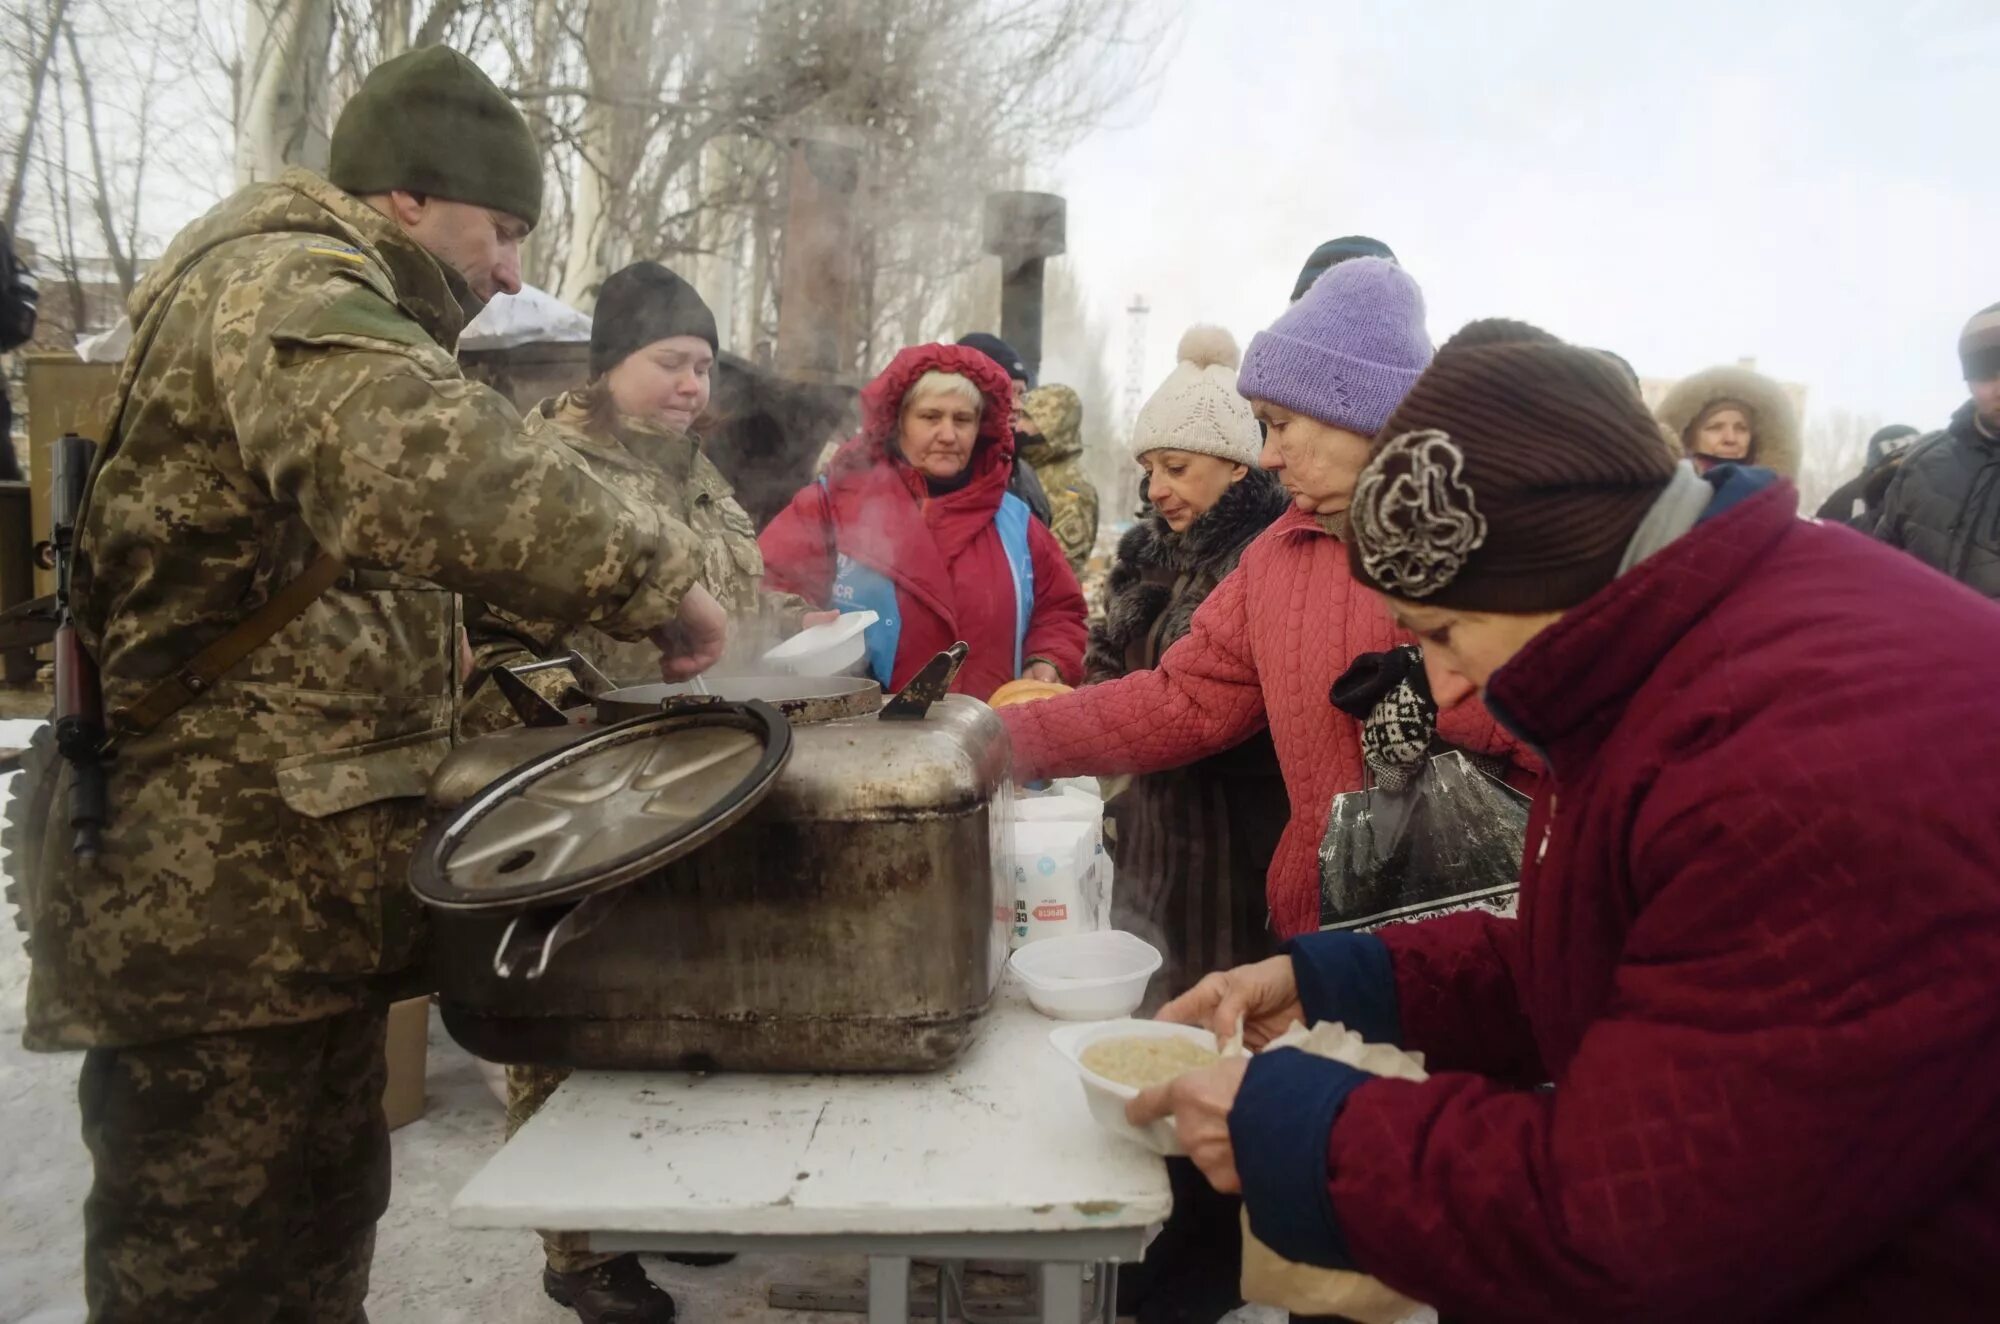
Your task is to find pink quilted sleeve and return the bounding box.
[1001,561,1268,780]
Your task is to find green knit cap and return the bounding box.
[328,46,544,229]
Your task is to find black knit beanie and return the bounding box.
[1348,319,1677,612]
[956,332,1033,389]
[328,47,544,228]
[589,262,719,378]
[1291,235,1398,302]
[1865,424,1920,470]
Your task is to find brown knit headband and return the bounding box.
[1348,323,1678,613]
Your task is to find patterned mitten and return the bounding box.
[1330,645,1439,792]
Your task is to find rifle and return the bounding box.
[49,433,107,862]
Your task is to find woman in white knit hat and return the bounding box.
[1091,326,1293,990]
[1089,327,1293,1324]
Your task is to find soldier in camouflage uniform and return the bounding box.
[1020,383,1102,579]
[465,261,819,710]
[466,262,822,1320]
[23,48,728,1324]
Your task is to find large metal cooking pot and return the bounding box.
[412,647,1013,1073]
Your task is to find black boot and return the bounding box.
[543,1254,678,1323]
[661,1250,736,1267]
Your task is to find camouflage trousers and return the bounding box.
[78,1006,391,1323]
[505,1062,615,1275]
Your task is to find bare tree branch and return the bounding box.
[414,0,470,49]
[60,14,135,294]
[4,0,74,231]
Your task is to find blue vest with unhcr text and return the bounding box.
[826,483,1037,688]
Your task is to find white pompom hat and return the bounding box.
[1128,325,1265,468]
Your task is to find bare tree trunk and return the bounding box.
[376,0,464,59]
[234,0,335,188]
[374,0,414,59]
[60,18,136,296]
[555,0,658,308]
[411,0,467,48]
[556,117,612,306]
[38,57,88,333]
[4,0,73,232]
[749,193,776,361]
[686,0,745,347]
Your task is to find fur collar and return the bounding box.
[1088,472,1291,679]
[1164,470,1293,571]
[1655,364,1803,479]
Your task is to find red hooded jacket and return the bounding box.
[759,344,1086,698]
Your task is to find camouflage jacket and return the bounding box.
[25,169,706,1050]
[1020,385,1100,578]
[464,391,811,705]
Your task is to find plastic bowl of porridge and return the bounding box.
[1048,1018,1223,1155]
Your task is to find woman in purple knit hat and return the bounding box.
[999,258,1532,949]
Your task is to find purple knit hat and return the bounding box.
[1237,256,1433,435]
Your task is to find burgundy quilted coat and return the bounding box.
[1307,481,2000,1320]
[1001,506,1526,938]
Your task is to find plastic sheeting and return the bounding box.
[1318,750,1529,932]
[458,283,590,350]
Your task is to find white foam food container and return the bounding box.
[1009,930,1161,1020]
[1047,1018,1221,1156]
[759,609,879,676]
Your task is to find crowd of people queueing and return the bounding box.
[675,235,2000,1323]
[812,245,2000,1323]
[24,40,2000,1324]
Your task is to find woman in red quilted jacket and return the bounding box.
[1137,320,2000,1323]
[759,343,1087,698]
[1000,258,1526,942]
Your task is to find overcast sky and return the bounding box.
[1039,0,1999,432]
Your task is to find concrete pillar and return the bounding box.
[982,191,1067,382]
[774,131,865,383]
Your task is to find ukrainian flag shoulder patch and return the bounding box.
[304,242,368,265]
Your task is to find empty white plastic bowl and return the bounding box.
[1047,1018,1220,1155]
[1009,930,1163,1021]
[760,609,879,676]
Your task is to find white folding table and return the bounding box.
[450,979,1173,1322]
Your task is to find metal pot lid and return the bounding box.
[594,675,881,725]
[409,700,791,913]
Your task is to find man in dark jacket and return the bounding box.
[1813,424,1919,528]
[1876,303,2000,597]
[957,330,1055,525]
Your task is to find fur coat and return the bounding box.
[1086,470,1294,1003]
[1088,471,1294,680]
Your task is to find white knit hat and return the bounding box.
[1129,326,1264,467]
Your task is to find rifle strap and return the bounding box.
[108,553,345,742]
